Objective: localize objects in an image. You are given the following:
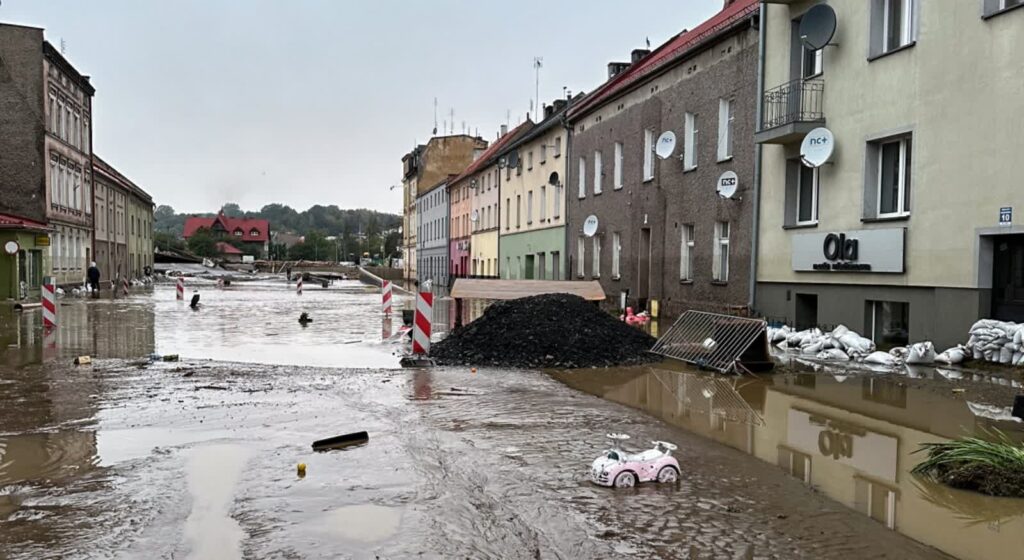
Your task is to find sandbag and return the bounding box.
[838,333,874,354]
[905,341,936,365]
[831,324,850,338]
[802,341,825,354]
[863,351,898,366]
[889,347,909,359]
[934,346,966,365]
[1000,346,1013,364]
[816,348,850,361]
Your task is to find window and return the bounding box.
[612,232,621,278]
[592,237,601,277]
[73,111,80,148]
[73,170,80,210]
[578,157,586,198]
[802,45,823,79]
[540,185,547,221]
[877,137,912,216]
[713,222,729,282]
[234,229,243,237]
[684,113,698,170]
[554,136,562,157]
[717,99,734,161]
[797,166,819,225]
[527,190,534,224]
[643,129,654,181]
[594,151,603,194]
[516,195,521,228]
[50,160,58,203]
[986,0,1024,14]
[540,144,547,163]
[680,224,694,281]
[868,301,909,349]
[527,150,534,170]
[577,236,585,277]
[506,198,511,230]
[613,142,623,189]
[871,0,917,56]
[84,176,91,213]
[49,95,57,132]
[553,184,561,218]
[83,120,90,153]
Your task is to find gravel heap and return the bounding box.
[431,293,658,368]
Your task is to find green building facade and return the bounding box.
[499,226,565,281]
[1,222,51,301]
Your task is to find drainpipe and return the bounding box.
[748,1,767,313]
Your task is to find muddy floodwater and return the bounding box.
[0,280,1021,558]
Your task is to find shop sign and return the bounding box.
[787,408,898,482]
[792,228,904,273]
[35,235,50,246]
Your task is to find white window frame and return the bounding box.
[713,221,730,282]
[554,136,562,157]
[553,184,561,218]
[796,167,819,225]
[614,142,624,189]
[540,144,547,163]
[684,113,698,171]
[643,129,654,182]
[527,190,534,224]
[592,236,601,278]
[802,46,823,79]
[540,185,547,221]
[717,99,734,161]
[612,232,621,279]
[680,224,694,281]
[516,195,521,228]
[578,157,586,198]
[594,150,603,194]
[876,137,912,218]
[882,0,915,53]
[527,150,533,170]
[577,236,585,278]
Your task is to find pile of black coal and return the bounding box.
[431,293,658,368]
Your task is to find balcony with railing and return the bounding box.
[755,78,825,144]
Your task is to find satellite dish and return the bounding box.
[507,151,520,168]
[548,171,559,185]
[655,131,677,159]
[3,240,19,255]
[799,4,837,50]
[716,171,739,199]
[470,209,479,222]
[583,215,599,237]
[800,127,835,168]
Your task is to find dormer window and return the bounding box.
[233,228,243,237]
[250,228,260,237]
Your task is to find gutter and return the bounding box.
[748,1,766,312]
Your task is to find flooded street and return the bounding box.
[0,282,1020,558]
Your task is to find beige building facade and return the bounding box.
[754,0,1024,349]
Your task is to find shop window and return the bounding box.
[867,300,909,350]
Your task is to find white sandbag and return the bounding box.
[967,401,1022,423]
[816,348,850,361]
[802,341,825,354]
[838,333,874,354]
[1013,352,1024,366]
[934,347,966,365]
[905,341,936,365]
[973,346,984,360]
[863,351,897,366]
[1000,346,1013,364]
[831,324,850,338]
[1014,329,1022,346]
[889,346,909,359]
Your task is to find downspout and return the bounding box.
[561,107,572,282]
[748,1,767,313]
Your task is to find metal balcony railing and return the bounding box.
[760,78,824,131]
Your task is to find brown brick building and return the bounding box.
[0,23,96,286]
[566,0,759,319]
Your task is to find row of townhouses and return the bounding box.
[0,23,155,299]
[405,0,1022,350]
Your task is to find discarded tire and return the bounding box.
[430,293,658,369]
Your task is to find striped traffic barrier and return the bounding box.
[412,291,432,355]
[382,280,392,315]
[122,276,130,297]
[176,277,185,300]
[41,280,57,329]
[297,275,303,295]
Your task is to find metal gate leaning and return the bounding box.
[650,311,773,374]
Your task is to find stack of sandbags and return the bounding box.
[966,319,1024,366]
[773,324,875,362]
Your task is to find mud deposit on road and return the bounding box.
[0,284,1018,558]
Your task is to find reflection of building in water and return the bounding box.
[0,430,98,486]
[88,303,155,359]
[556,368,1024,560]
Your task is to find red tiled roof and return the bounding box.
[450,121,535,186]
[215,242,244,255]
[183,212,270,242]
[0,212,50,231]
[568,0,759,120]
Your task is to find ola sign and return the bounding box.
[800,127,835,168]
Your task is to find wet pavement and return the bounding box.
[0,281,1020,558]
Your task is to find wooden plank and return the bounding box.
[451,279,606,301]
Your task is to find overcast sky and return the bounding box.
[2,0,722,215]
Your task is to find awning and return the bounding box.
[0,213,50,232]
[451,279,605,301]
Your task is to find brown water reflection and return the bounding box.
[552,366,1024,560]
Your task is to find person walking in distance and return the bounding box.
[87,261,101,297]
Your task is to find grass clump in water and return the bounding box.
[912,429,1024,497]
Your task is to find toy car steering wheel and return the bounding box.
[652,441,678,450]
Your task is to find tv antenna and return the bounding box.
[533,56,543,120]
[449,107,454,134]
[432,98,438,135]
[60,38,67,55]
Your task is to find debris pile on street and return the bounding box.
[430,294,657,368]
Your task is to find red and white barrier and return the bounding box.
[176,277,185,300]
[122,277,130,297]
[297,275,303,295]
[412,291,433,355]
[42,280,57,328]
[382,280,392,314]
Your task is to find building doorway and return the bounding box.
[795,293,818,331]
[993,234,1024,322]
[637,228,652,309]
[536,252,546,280]
[525,255,535,279]
[551,251,560,280]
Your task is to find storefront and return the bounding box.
[0,213,52,301]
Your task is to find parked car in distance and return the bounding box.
[590,434,680,488]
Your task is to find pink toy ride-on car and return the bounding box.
[591,434,680,488]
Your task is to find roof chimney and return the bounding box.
[543,103,554,120]
[631,49,651,64]
[500,124,508,137]
[552,99,568,113]
[607,61,631,79]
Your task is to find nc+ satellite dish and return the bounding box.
[716,171,739,199]
[800,127,835,168]
[583,215,599,237]
[656,131,677,159]
[799,4,837,50]
[470,209,480,222]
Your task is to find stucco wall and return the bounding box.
[470,230,498,277]
[499,226,567,280]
